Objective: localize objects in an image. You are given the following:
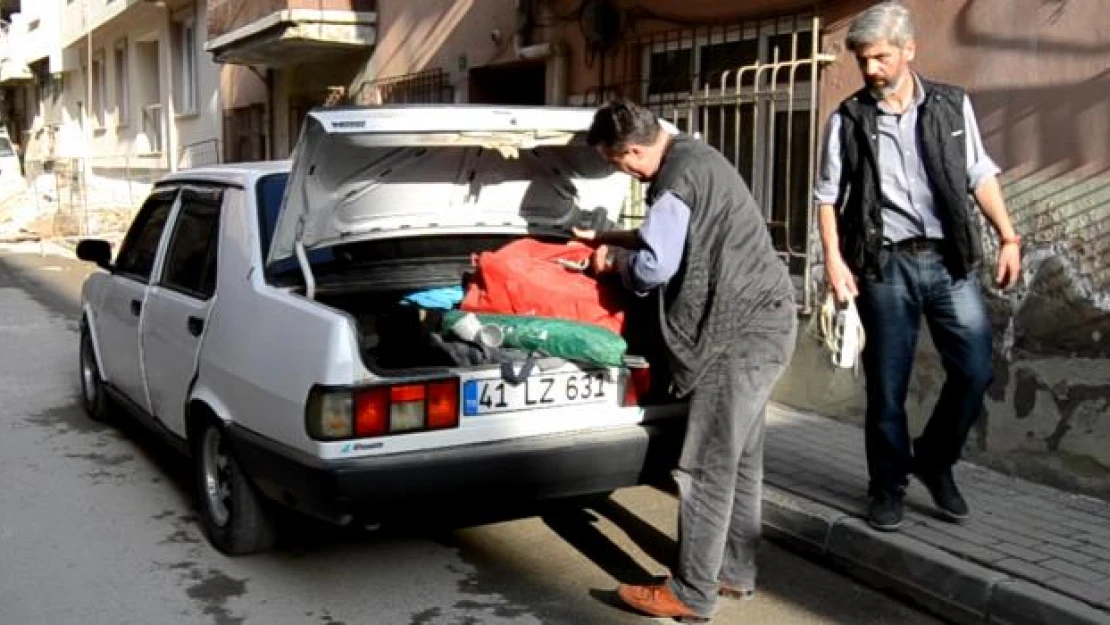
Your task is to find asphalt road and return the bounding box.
[0,242,942,625]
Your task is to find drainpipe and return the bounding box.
[266,68,275,159]
[83,0,92,234]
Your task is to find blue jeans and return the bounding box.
[856,247,993,496]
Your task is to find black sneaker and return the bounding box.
[915,468,970,521]
[867,491,904,531]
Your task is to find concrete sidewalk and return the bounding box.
[762,404,1110,625]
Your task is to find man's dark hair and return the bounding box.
[586,98,661,150]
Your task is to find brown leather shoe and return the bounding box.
[617,581,710,623]
[718,583,754,600]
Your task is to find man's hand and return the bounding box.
[590,244,614,275]
[996,240,1021,289]
[571,227,600,247]
[826,254,859,303]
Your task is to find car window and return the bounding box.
[255,172,333,276]
[114,189,177,282]
[0,138,14,157]
[161,187,223,300]
[255,172,288,261]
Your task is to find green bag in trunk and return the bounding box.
[441,311,627,367]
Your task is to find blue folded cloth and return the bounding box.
[401,286,465,309]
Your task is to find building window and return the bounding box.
[91,54,107,128]
[591,13,823,287]
[114,40,129,126]
[175,20,197,114]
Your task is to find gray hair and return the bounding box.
[846,1,916,50]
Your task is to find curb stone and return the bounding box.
[826,516,1004,624]
[762,484,1110,625]
[762,485,847,557]
[988,580,1110,625]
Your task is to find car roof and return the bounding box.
[157,160,292,188]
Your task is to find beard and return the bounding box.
[868,73,906,99]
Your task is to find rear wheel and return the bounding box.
[193,419,277,555]
[79,324,110,421]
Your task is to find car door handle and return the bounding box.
[187,316,205,337]
[130,299,142,316]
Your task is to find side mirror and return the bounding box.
[76,239,113,270]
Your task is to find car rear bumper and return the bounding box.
[228,419,685,524]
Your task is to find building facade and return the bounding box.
[0,0,223,238]
[0,0,222,169]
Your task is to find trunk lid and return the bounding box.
[266,106,635,267]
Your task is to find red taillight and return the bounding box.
[390,385,425,403]
[426,379,460,430]
[315,378,461,440]
[623,366,652,406]
[354,387,389,437]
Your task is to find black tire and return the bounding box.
[192,419,277,555]
[79,323,110,422]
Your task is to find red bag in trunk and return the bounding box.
[460,238,626,334]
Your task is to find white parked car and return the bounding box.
[76,106,684,555]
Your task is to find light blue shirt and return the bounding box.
[618,191,690,294]
[814,76,1001,243]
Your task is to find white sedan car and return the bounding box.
[77,106,684,555]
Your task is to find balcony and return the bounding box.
[205,0,376,67]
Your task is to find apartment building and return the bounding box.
[59,0,222,170]
[0,0,221,175]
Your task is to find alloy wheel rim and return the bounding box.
[201,428,232,527]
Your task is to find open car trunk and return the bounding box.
[268,106,678,402]
[308,235,663,376]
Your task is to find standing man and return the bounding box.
[815,1,1021,531]
[574,99,796,622]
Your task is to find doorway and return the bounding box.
[468,61,546,105]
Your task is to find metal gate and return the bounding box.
[352,68,455,106]
[584,13,834,311]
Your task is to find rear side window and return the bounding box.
[161,187,223,300]
[114,189,177,282]
[255,172,288,261]
[255,172,333,276]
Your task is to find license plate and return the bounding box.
[463,371,612,416]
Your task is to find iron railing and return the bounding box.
[353,68,454,105]
[179,138,221,169]
[21,155,166,243]
[583,13,835,310]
